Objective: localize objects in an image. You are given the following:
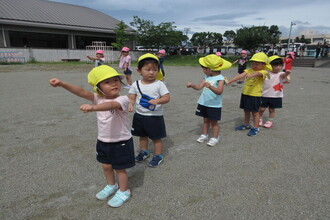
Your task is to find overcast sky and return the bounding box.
[51,0,330,38]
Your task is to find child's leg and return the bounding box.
[152,139,163,155]
[209,120,219,138]
[126,74,132,85]
[115,169,128,191]
[102,163,116,185]
[244,110,251,125]
[139,136,149,151]
[202,117,210,135]
[252,112,260,128]
[259,107,267,117]
[268,108,276,119]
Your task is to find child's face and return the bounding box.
[138,62,158,82]
[96,53,102,58]
[98,76,121,97]
[251,61,265,71]
[122,51,129,56]
[271,64,283,73]
[201,66,211,75]
[241,53,247,57]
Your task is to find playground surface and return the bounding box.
[1,63,329,220]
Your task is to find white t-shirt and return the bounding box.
[262,72,287,98]
[129,80,169,116]
[93,94,131,142]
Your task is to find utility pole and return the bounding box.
[183,28,190,47]
[287,22,296,52]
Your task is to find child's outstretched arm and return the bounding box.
[49,78,94,101]
[149,93,170,105]
[187,80,205,90]
[281,70,291,80]
[227,72,247,85]
[80,101,122,113]
[204,80,225,95]
[128,94,137,112]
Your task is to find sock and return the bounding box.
[268,118,274,122]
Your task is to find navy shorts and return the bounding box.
[195,104,222,121]
[96,138,135,170]
[239,94,261,112]
[131,113,167,139]
[124,69,132,75]
[260,97,282,109]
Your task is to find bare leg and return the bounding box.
[115,169,128,191]
[152,139,163,155]
[102,163,115,185]
[252,112,260,128]
[259,107,266,117]
[202,117,210,135]
[268,108,276,119]
[139,136,149,151]
[126,75,132,85]
[210,120,219,138]
[244,110,251,125]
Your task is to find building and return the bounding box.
[280,30,330,45]
[0,0,134,49]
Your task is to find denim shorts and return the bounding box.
[96,138,135,169]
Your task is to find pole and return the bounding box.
[287,22,296,52]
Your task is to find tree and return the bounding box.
[190,32,223,52]
[223,30,236,43]
[129,16,184,49]
[234,25,281,51]
[111,21,130,49]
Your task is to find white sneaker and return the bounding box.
[207,137,219,147]
[197,134,208,143]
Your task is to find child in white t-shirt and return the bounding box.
[49,65,134,208]
[128,53,170,167]
[259,55,291,128]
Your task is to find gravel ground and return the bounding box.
[1,63,329,220]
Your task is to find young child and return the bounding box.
[49,65,135,208]
[259,55,291,128]
[187,54,232,146]
[87,50,105,67]
[227,52,272,136]
[156,49,166,79]
[128,53,170,167]
[284,52,294,83]
[215,52,222,57]
[118,47,132,89]
[232,50,248,84]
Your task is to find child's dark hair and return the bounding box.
[138,58,160,70]
[270,58,283,66]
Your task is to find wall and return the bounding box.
[0,48,143,62]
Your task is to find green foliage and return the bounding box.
[295,35,311,44]
[223,30,236,42]
[111,21,130,49]
[130,16,184,49]
[234,25,281,51]
[190,32,223,49]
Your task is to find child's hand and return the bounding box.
[49,78,62,87]
[148,99,158,105]
[128,103,134,112]
[80,104,94,113]
[186,82,193,88]
[204,82,211,88]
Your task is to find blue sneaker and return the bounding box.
[148,155,164,167]
[108,189,131,208]
[235,124,251,130]
[247,127,260,136]
[96,184,118,200]
[135,150,150,162]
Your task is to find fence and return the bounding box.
[0,51,26,63]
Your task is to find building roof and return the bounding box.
[0,0,133,34]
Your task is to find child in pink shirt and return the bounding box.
[49,65,134,208]
[118,47,132,89]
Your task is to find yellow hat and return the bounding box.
[138,53,163,80]
[87,65,124,94]
[199,54,232,71]
[249,52,272,71]
[268,55,283,64]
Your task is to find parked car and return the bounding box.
[135,46,157,52]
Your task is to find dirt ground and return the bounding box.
[1,63,329,220]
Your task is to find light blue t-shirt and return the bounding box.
[197,74,224,108]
